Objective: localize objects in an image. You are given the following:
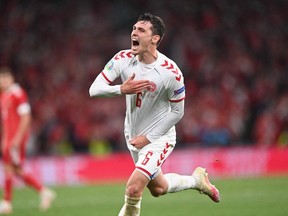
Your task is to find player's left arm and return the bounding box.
[131,70,185,148]
[130,100,184,149]
[145,65,186,144]
[12,102,31,148]
[10,94,32,165]
[146,99,184,143]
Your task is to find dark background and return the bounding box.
[1,0,287,155]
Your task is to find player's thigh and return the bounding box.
[126,169,150,197]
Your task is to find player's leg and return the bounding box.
[0,146,15,214]
[15,166,42,191]
[118,140,174,216]
[147,169,195,197]
[146,170,168,196]
[138,141,197,197]
[143,141,220,202]
[14,141,56,211]
[15,167,56,210]
[0,164,14,214]
[148,167,220,202]
[118,169,149,216]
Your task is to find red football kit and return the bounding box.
[0,84,31,165]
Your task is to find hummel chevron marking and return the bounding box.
[157,143,171,166]
[161,60,182,81]
[114,51,132,60]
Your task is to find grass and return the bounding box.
[6,175,288,216]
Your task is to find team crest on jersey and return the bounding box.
[147,81,157,92]
[174,86,185,95]
[105,60,114,71]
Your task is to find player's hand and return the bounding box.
[120,73,151,94]
[130,135,150,149]
[10,138,21,166]
[10,145,20,166]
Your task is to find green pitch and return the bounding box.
[7,175,288,216]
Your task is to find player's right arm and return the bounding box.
[89,51,151,97]
[89,71,122,97]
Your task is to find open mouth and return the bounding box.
[132,38,140,47]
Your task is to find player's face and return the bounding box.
[131,21,156,55]
[0,73,14,91]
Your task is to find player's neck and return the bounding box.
[138,49,158,64]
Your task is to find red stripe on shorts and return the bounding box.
[136,166,152,177]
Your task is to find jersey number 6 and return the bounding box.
[141,151,153,165]
[136,92,143,108]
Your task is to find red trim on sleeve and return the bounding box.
[136,166,152,178]
[169,97,185,103]
[101,71,112,84]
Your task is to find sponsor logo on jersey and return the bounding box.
[105,60,114,71]
[174,86,185,95]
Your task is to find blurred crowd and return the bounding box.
[0,0,287,155]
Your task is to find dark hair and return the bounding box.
[137,12,165,46]
[0,67,13,75]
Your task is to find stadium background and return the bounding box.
[0,0,288,183]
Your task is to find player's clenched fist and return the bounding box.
[120,73,151,94]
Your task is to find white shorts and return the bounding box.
[128,140,175,180]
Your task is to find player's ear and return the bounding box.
[151,35,160,45]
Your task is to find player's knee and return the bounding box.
[126,183,143,197]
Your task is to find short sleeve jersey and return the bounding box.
[0,84,31,146]
[101,49,185,143]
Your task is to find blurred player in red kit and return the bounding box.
[0,67,56,214]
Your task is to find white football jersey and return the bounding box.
[90,49,185,148]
